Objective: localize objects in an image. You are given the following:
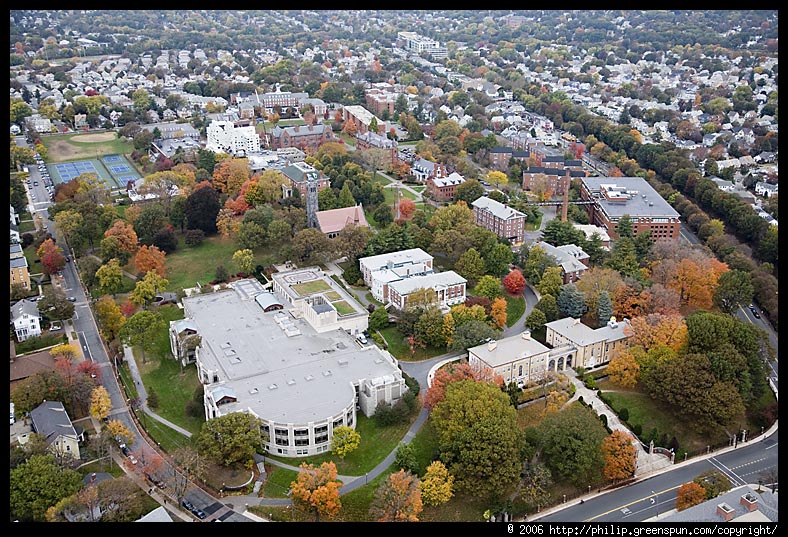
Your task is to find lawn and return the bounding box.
[378,326,445,362]
[131,304,205,436]
[382,185,419,204]
[332,300,356,316]
[14,332,68,355]
[163,235,279,292]
[40,131,135,162]
[291,279,331,295]
[18,220,36,233]
[504,293,525,327]
[370,173,392,186]
[324,291,342,301]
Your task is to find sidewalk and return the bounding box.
[122,345,192,438]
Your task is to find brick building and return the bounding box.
[427,172,465,202]
[269,123,334,152]
[471,196,526,244]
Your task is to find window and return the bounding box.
[294,429,308,437]
[294,438,309,447]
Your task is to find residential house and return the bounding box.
[11,222,21,244]
[315,204,369,239]
[29,401,83,460]
[10,346,56,391]
[427,172,465,202]
[10,244,31,293]
[11,299,41,341]
[409,158,447,183]
[534,241,590,284]
[755,182,778,198]
[471,196,526,244]
[544,316,631,370]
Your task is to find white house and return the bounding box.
[11,299,42,341]
[29,401,83,460]
[755,182,778,198]
[206,120,261,156]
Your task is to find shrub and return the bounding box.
[146,387,159,409]
[184,229,205,246]
[215,265,229,282]
[185,399,202,418]
[619,408,629,422]
[632,424,642,437]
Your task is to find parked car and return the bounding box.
[749,304,761,318]
[128,454,138,465]
[193,508,207,519]
[181,498,195,512]
[67,296,76,302]
[119,443,130,456]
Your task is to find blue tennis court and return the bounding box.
[108,164,132,174]
[55,161,99,181]
[115,174,140,186]
[103,155,122,163]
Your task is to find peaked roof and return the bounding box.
[316,204,369,234]
[11,299,39,320]
[30,401,78,447]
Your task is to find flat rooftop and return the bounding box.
[182,282,399,424]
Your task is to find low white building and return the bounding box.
[359,248,435,303]
[387,270,466,311]
[206,120,261,156]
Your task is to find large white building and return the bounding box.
[359,248,434,303]
[170,276,406,458]
[206,120,261,156]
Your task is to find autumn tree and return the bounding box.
[601,431,637,482]
[518,463,553,511]
[675,482,707,512]
[133,244,167,277]
[89,386,112,422]
[369,469,423,522]
[232,248,255,274]
[424,362,501,410]
[290,461,342,522]
[398,197,416,220]
[212,157,251,196]
[503,269,526,295]
[95,295,126,341]
[606,349,641,388]
[129,270,169,308]
[490,297,508,329]
[103,220,139,258]
[37,238,66,275]
[420,461,454,507]
[51,343,77,360]
[118,310,166,364]
[106,419,134,446]
[332,425,361,458]
[625,313,688,353]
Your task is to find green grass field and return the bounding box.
[324,290,342,301]
[378,326,445,362]
[332,300,356,316]
[505,293,526,327]
[291,279,332,295]
[40,132,135,163]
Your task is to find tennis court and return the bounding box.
[102,155,123,163]
[47,154,140,190]
[53,161,100,181]
[108,163,133,174]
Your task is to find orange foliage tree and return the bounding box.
[625,313,688,352]
[212,158,251,196]
[104,220,139,256]
[490,297,507,329]
[134,245,167,277]
[601,430,637,482]
[675,482,707,512]
[290,461,342,522]
[369,469,423,522]
[503,269,526,294]
[606,348,641,388]
[398,197,416,220]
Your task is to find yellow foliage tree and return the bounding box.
[601,430,637,482]
[490,297,508,329]
[625,313,688,352]
[676,481,707,512]
[89,386,112,421]
[50,343,77,360]
[606,349,640,388]
[420,460,454,506]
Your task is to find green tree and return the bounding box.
[525,308,548,333]
[597,291,614,326]
[332,425,361,458]
[535,294,560,322]
[118,310,166,364]
[484,242,514,276]
[713,270,754,314]
[521,244,558,287]
[318,187,338,210]
[369,307,390,331]
[541,220,586,246]
[448,320,501,352]
[10,454,81,521]
[474,275,503,300]
[557,283,587,318]
[37,285,75,321]
[431,380,523,498]
[129,271,169,308]
[96,258,124,296]
[195,412,265,467]
[539,403,608,487]
[393,442,419,474]
[454,179,485,206]
[338,182,356,208]
[373,203,394,227]
[455,247,485,287]
[536,266,563,297]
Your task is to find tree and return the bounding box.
[606,349,640,388]
[557,283,587,318]
[713,270,754,314]
[601,431,637,482]
[536,266,563,297]
[290,461,342,522]
[420,460,454,507]
[106,419,134,446]
[118,310,165,364]
[185,182,221,234]
[37,285,75,321]
[89,385,112,422]
[454,179,485,205]
[597,291,614,326]
[369,307,390,331]
[96,258,123,297]
[414,307,447,349]
[232,249,255,274]
[292,228,335,264]
[237,221,267,250]
[447,320,501,352]
[103,220,139,258]
[393,442,419,474]
[373,203,394,227]
[431,380,523,497]
[132,203,167,245]
[10,454,82,522]
[370,470,423,522]
[693,470,733,500]
[398,197,416,221]
[424,362,494,410]
[332,425,361,458]
[487,170,508,188]
[675,482,707,512]
[490,297,508,329]
[454,247,485,287]
[129,271,169,308]
[625,313,688,353]
[212,158,251,196]
[503,269,526,295]
[133,245,167,277]
[474,275,503,300]
[485,243,514,277]
[524,308,548,333]
[195,412,264,467]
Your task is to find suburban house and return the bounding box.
[579,177,681,242]
[10,345,56,391]
[268,123,334,152]
[410,157,448,183]
[533,241,590,284]
[280,161,331,199]
[11,299,41,342]
[386,270,467,311]
[755,182,778,198]
[467,330,575,388]
[171,276,406,458]
[315,204,369,239]
[471,196,527,244]
[29,401,83,460]
[11,222,21,244]
[427,172,465,202]
[544,316,631,370]
[10,243,31,292]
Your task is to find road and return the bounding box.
[14,136,253,523]
[534,427,778,522]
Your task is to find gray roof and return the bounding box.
[10,243,23,256]
[254,291,283,311]
[388,270,466,296]
[10,256,28,269]
[11,298,39,320]
[270,123,330,139]
[136,506,174,522]
[30,401,78,447]
[280,161,322,183]
[471,196,526,221]
[178,282,402,425]
[544,317,630,346]
[359,248,432,272]
[581,177,680,219]
[535,242,589,274]
[468,332,550,368]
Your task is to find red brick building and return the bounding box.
[427,172,466,202]
[268,123,334,152]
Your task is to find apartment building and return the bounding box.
[471,196,526,244]
[205,120,261,156]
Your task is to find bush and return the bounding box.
[146,387,159,409]
[584,376,596,390]
[185,399,202,418]
[342,263,362,286]
[632,424,642,437]
[184,229,205,246]
[619,407,629,422]
[215,265,229,282]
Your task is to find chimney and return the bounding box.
[573,317,581,325]
[521,330,531,340]
[90,473,97,484]
[716,503,735,522]
[487,340,497,351]
[740,492,758,512]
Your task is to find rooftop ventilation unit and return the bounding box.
[249,387,259,394]
[323,370,332,377]
[287,379,296,386]
[268,384,278,390]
